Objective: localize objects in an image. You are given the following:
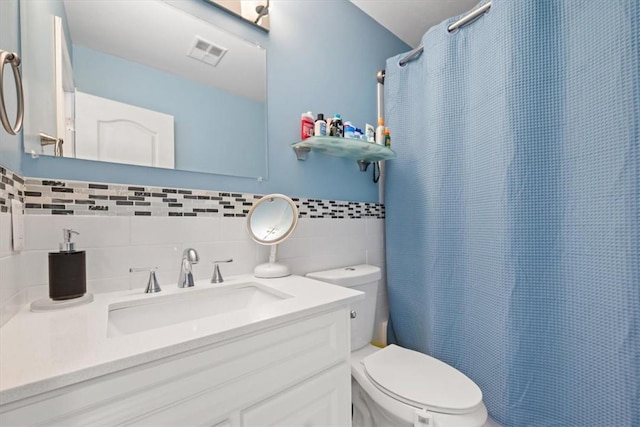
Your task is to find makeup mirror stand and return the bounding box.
[246,194,299,279]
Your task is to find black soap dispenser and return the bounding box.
[48,228,87,300]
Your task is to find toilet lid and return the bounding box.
[362,345,483,414]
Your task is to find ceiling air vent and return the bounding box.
[188,37,228,67]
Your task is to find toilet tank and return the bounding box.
[306,265,381,351]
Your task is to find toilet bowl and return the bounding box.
[306,265,488,427]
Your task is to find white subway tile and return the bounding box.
[367,231,385,253]
[23,215,62,251]
[307,237,334,257]
[285,255,337,277]
[189,240,258,282]
[126,245,181,289]
[331,218,367,237]
[366,247,386,268]
[130,217,221,246]
[332,234,368,256]
[6,214,383,323]
[26,284,48,302]
[278,237,312,259]
[291,218,331,239]
[0,212,13,257]
[328,250,367,270]
[220,217,251,241]
[24,215,130,250]
[130,217,179,245]
[0,254,24,305]
[83,244,179,285]
[18,251,48,288]
[366,218,386,238]
[78,216,130,248]
[87,276,130,294]
[84,247,131,281]
[255,244,270,265]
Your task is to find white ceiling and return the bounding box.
[350,0,481,48]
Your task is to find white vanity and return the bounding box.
[0,275,362,426]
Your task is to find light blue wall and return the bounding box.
[20,0,409,202]
[0,0,23,172]
[73,46,266,178]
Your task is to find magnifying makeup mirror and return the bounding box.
[246,194,299,278]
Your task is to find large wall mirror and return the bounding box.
[21,0,268,179]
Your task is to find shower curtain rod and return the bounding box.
[399,1,492,66]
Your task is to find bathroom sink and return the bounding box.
[107,282,291,337]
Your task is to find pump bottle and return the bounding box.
[48,229,87,300]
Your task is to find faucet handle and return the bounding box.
[130,267,161,293]
[211,259,233,284]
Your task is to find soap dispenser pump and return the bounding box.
[48,228,87,300]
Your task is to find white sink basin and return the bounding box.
[107,282,291,337]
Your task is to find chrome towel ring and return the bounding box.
[0,49,24,135]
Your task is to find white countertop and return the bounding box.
[0,275,363,405]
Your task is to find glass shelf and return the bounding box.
[291,136,396,162]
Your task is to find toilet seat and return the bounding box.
[362,344,484,415]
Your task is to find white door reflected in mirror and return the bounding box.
[247,194,299,278]
[74,92,175,168]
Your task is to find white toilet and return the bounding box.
[307,265,488,427]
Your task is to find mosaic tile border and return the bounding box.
[0,166,25,214]
[0,170,384,219]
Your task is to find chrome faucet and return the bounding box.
[178,248,199,288]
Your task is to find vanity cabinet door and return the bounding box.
[241,362,351,427]
[133,361,351,427]
[113,309,351,426]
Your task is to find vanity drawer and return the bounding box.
[0,308,350,426]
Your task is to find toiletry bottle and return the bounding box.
[384,127,391,147]
[344,123,356,139]
[365,123,375,142]
[301,111,314,140]
[48,229,87,300]
[375,117,385,145]
[314,113,327,136]
[329,114,343,137]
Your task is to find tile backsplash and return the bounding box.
[23,178,385,219]
[0,166,388,338]
[0,165,25,212]
[0,166,26,325]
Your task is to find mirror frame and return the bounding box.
[246,194,299,245]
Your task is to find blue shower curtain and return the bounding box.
[384,1,639,425]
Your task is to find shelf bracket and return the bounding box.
[357,160,371,172]
[293,146,310,161]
